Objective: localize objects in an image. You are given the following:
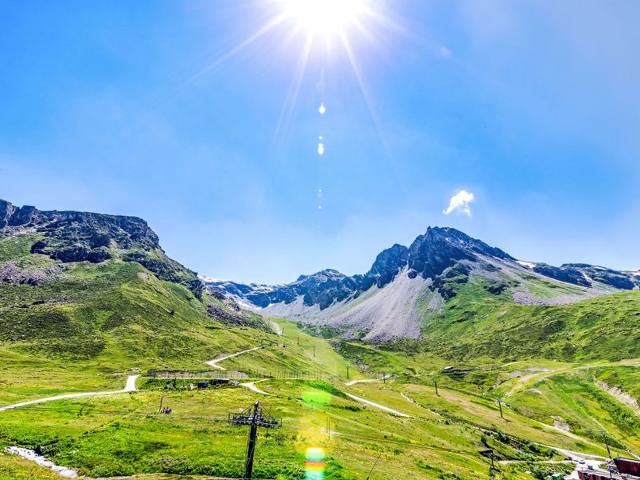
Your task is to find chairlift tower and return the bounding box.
[229,401,281,480]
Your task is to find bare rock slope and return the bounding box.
[207,227,639,341]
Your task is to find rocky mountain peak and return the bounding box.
[367,243,409,288]
[1,199,160,251]
[0,199,202,296]
[405,227,513,280]
[296,268,346,282]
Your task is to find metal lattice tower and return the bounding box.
[229,401,281,479]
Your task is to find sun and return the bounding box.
[279,0,368,39]
[196,0,399,141]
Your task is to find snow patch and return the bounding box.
[516,260,536,269]
[5,447,78,478]
[198,274,225,283]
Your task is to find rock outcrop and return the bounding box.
[208,227,521,310]
[0,199,202,296]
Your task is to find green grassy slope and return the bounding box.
[3,236,640,479]
[0,236,352,406]
[0,377,584,480]
[418,278,640,362]
[506,372,640,452]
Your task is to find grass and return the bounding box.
[517,273,586,299]
[505,370,640,453]
[0,378,585,480]
[417,278,640,362]
[0,452,64,480]
[3,237,640,478]
[0,249,355,408]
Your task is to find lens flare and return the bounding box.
[305,447,326,479]
[280,0,366,38]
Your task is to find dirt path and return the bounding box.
[345,374,392,386]
[205,347,262,371]
[503,359,640,398]
[343,392,411,418]
[345,378,378,386]
[240,380,271,396]
[0,375,139,413]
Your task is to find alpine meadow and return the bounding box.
[1,1,640,480]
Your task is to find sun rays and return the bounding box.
[194,0,403,144]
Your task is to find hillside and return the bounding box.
[1,203,640,480]
[207,227,640,355]
[418,278,640,361]
[0,199,202,295]
[0,200,280,377]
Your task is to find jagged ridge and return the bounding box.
[0,199,202,296]
[206,226,640,341]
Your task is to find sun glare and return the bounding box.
[280,0,367,38]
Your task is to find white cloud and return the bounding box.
[443,190,475,216]
[439,46,452,58]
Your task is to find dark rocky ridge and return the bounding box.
[208,227,523,309]
[207,226,640,310]
[0,199,202,296]
[531,263,637,290]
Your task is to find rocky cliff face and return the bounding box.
[207,227,521,309]
[0,199,202,296]
[528,263,638,290]
[205,226,640,340]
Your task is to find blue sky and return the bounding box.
[1,0,639,283]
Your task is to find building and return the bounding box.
[577,457,640,480]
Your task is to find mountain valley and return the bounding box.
[1,200,639,480]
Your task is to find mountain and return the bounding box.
[0,199,267,362]
[206,226,640,347]
[1,199,202,296]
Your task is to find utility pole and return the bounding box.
[603,431,612,459]
[229,401,281,480]
[498,399,504,419]
[434,378,439,396]
[479,449,495,476]
[366,452,383,479]
[244,403,259,479]
[158,395,164,413]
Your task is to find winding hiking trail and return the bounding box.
[0,375,139,413]
[240,380,271,396]
[343,392,411,418]
[205,346,262,370]
[344,374,393,387]
[344,378,378,386]
[204,346,411,415]
[204,346,271,395]
[503,359,640,398]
